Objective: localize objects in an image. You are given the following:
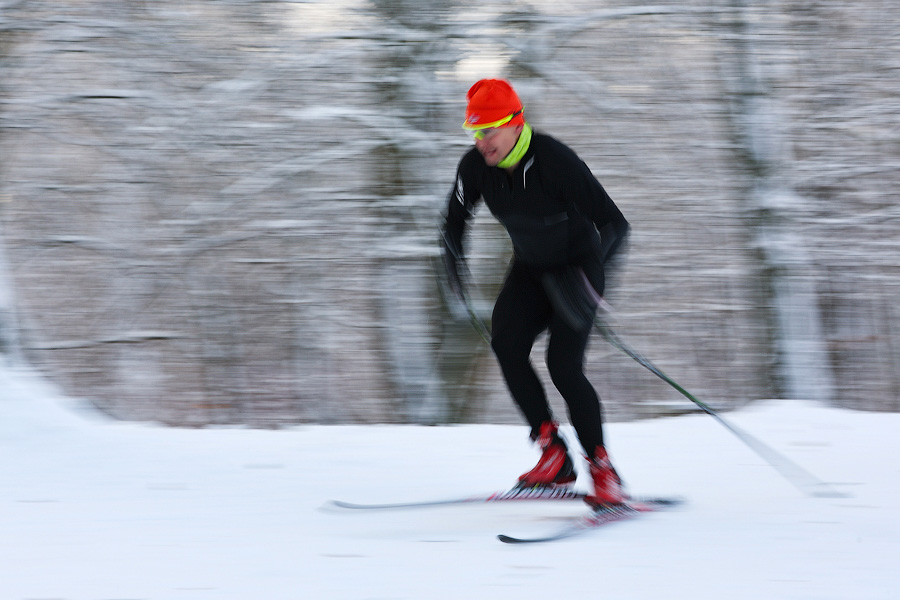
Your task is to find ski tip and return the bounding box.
[625,495,687,509]
[498,534,547,544]
[322,500,357,511]
[324,499,389,510]
[324,498,454,510]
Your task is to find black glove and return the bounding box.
[442,243,465,303]
[542,266,601,332]
[439,229,469,313]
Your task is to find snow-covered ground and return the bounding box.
[2,365,898,600]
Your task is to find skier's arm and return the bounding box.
[567,159,630,266]
[558,148,629,299]
[440,154,481,302]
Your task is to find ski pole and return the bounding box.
[436,229,492,345]
[593,317,847,498]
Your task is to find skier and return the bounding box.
[441,79,631,507]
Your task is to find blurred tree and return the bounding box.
[1,0,898,425]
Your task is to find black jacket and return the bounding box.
[443,132,629,295]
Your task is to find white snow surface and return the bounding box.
[2,365,899,600]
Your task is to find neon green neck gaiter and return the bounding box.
[497,122,532,169]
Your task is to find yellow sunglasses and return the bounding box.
[463,110,522,140]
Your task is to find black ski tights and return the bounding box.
[490,261,604,454]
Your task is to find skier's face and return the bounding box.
[474,125,523,167]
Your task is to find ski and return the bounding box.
[328,487,680,511]
[328,486,587,510]
[497,497,684,544]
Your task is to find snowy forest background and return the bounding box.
[1,0,898,427]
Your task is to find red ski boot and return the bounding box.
[517,422,577,488]
[585,445,627,508]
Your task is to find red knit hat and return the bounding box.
[463,79,525,130]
